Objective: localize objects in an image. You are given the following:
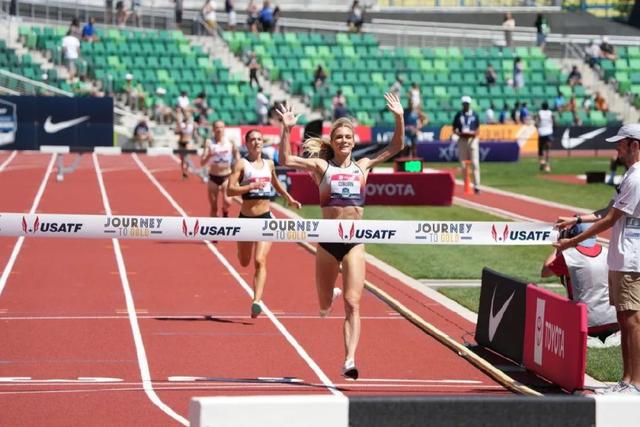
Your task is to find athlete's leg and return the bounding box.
[316,244,341,311]
[340,244,366,364]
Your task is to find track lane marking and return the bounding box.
[93,153,189,426]
[133,153,343,397]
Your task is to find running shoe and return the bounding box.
[616,384,640,394]
[251,301,262,319]
[595,381,630,394]
[319,287,342,318]
[341,359,358,380]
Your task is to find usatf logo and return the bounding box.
[22,216,82,234]
[338,222,355,241]
[182,219,240,238]
[338,222,396,241]
[261,219,319,240]
[104,216,164,238]
[492,224,551,242]
[415,222,473,243]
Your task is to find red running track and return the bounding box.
[1,152,509,426]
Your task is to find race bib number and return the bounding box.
[330,174,361,200]
[249,177,272,196]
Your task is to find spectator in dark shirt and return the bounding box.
[133,118,153,149]
[498,103,510,124]
[332,89,348,120]
[485,64,497,86]
[567,65,582,87]
[313,65,327,89]
[81,17,97,42]
[534,13,550,49]
[600,36,617,60]
[347,1,365,33]
[258,1,274,32]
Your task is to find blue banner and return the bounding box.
[371,125,442,144]
[0,96,113,150]
[417,141,520,162]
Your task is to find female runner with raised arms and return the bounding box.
[228,129,301,318]
[278,93,404,379]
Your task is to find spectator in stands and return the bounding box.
[567,65,583,87]
[555,124,640,394]
[193,91,212,120]
[595,92,609,113]
[403,100,427,158]
[583,94,594,112]
[194,113,210,147]
[130,0,142,27]
[485,64,497,86]
[246,0,259,32]
[225,0,237,31]
[176,90,191,115]
[513,57,525,89]
[69,17,82,38]
[586,39,602,68]
[519,102,530,125]
[248,52,261,88]
[568,96,581,125]
[453,95,481,194]
[256,87,269,125]
[502,12,515,47]
[174,0,184,25]
[258,1,275,32]
[273,6,281,33]
[535,101,554,172]
[534,13,550,49]
[132,117,154,149]
[408,82,421,109]
[153,87,173,124]
[115,1,129,26]
[82,17,97,42]
[390,74,404,99]
[347,1,365,33]
[553,89,566,112]
[105,0,114,25]
[542,223,620,347]
[600,36,617,61]
[332,89,348,120]
[61,29,80,80]
[202,0,217,32]
[125,74,145,110]
[511,101,521,124]
[313,65,328,89]
[498,103,510,124]
[485,102,496,124]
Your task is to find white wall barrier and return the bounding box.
[0,213,558,245]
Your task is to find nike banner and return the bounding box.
[522,285,587,391]
[0,96,113,150]
[475,268,528,363]
[551,126,619,151]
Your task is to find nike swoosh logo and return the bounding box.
[43,116,90,134]
[561,127,606,149]
[488,287,515,342]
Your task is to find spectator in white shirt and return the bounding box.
[61,30,80,79]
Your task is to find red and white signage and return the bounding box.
[287,172,454,206]
[523,285,587,391]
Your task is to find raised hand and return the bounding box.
[385,92,404,116]
[276,102,301,129]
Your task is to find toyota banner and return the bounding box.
[0,96,113,150]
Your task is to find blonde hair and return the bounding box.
[302,118,354,161]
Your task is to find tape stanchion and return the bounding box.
[0,213,558,245]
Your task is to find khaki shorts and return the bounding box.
[457,136,478,162]
[608,271,640,311]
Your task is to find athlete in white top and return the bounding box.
[227,129,301,319]
[535,102,554,172]
[201,120,239,218]
[555,123,640,393]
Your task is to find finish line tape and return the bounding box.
[0,213,558,245]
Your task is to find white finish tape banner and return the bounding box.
[0,213,558,245]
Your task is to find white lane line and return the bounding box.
[0,377,123,383]
[93,153,188,426]
[0,154,56,296]
[0,151,17,172]
[132,153,343,397]
[0,315,403,320]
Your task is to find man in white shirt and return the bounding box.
[536,101,554,172]
[61,30,80,78]
[555,123,640,394]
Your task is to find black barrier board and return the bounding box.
[551,126,618,151]
[0,96,113,150]
[475,267,528,363]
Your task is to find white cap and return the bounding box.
[156,87,166,95]
[461,96,472,104]
[605,124,640,142]
[602,36,609,43]
[125,73,133,80]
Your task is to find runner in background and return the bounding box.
[201,120,239,219]
[535,101,554,172]
[227,129,301,318]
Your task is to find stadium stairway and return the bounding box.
[562,58,640,123]
[193,34,316,122]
